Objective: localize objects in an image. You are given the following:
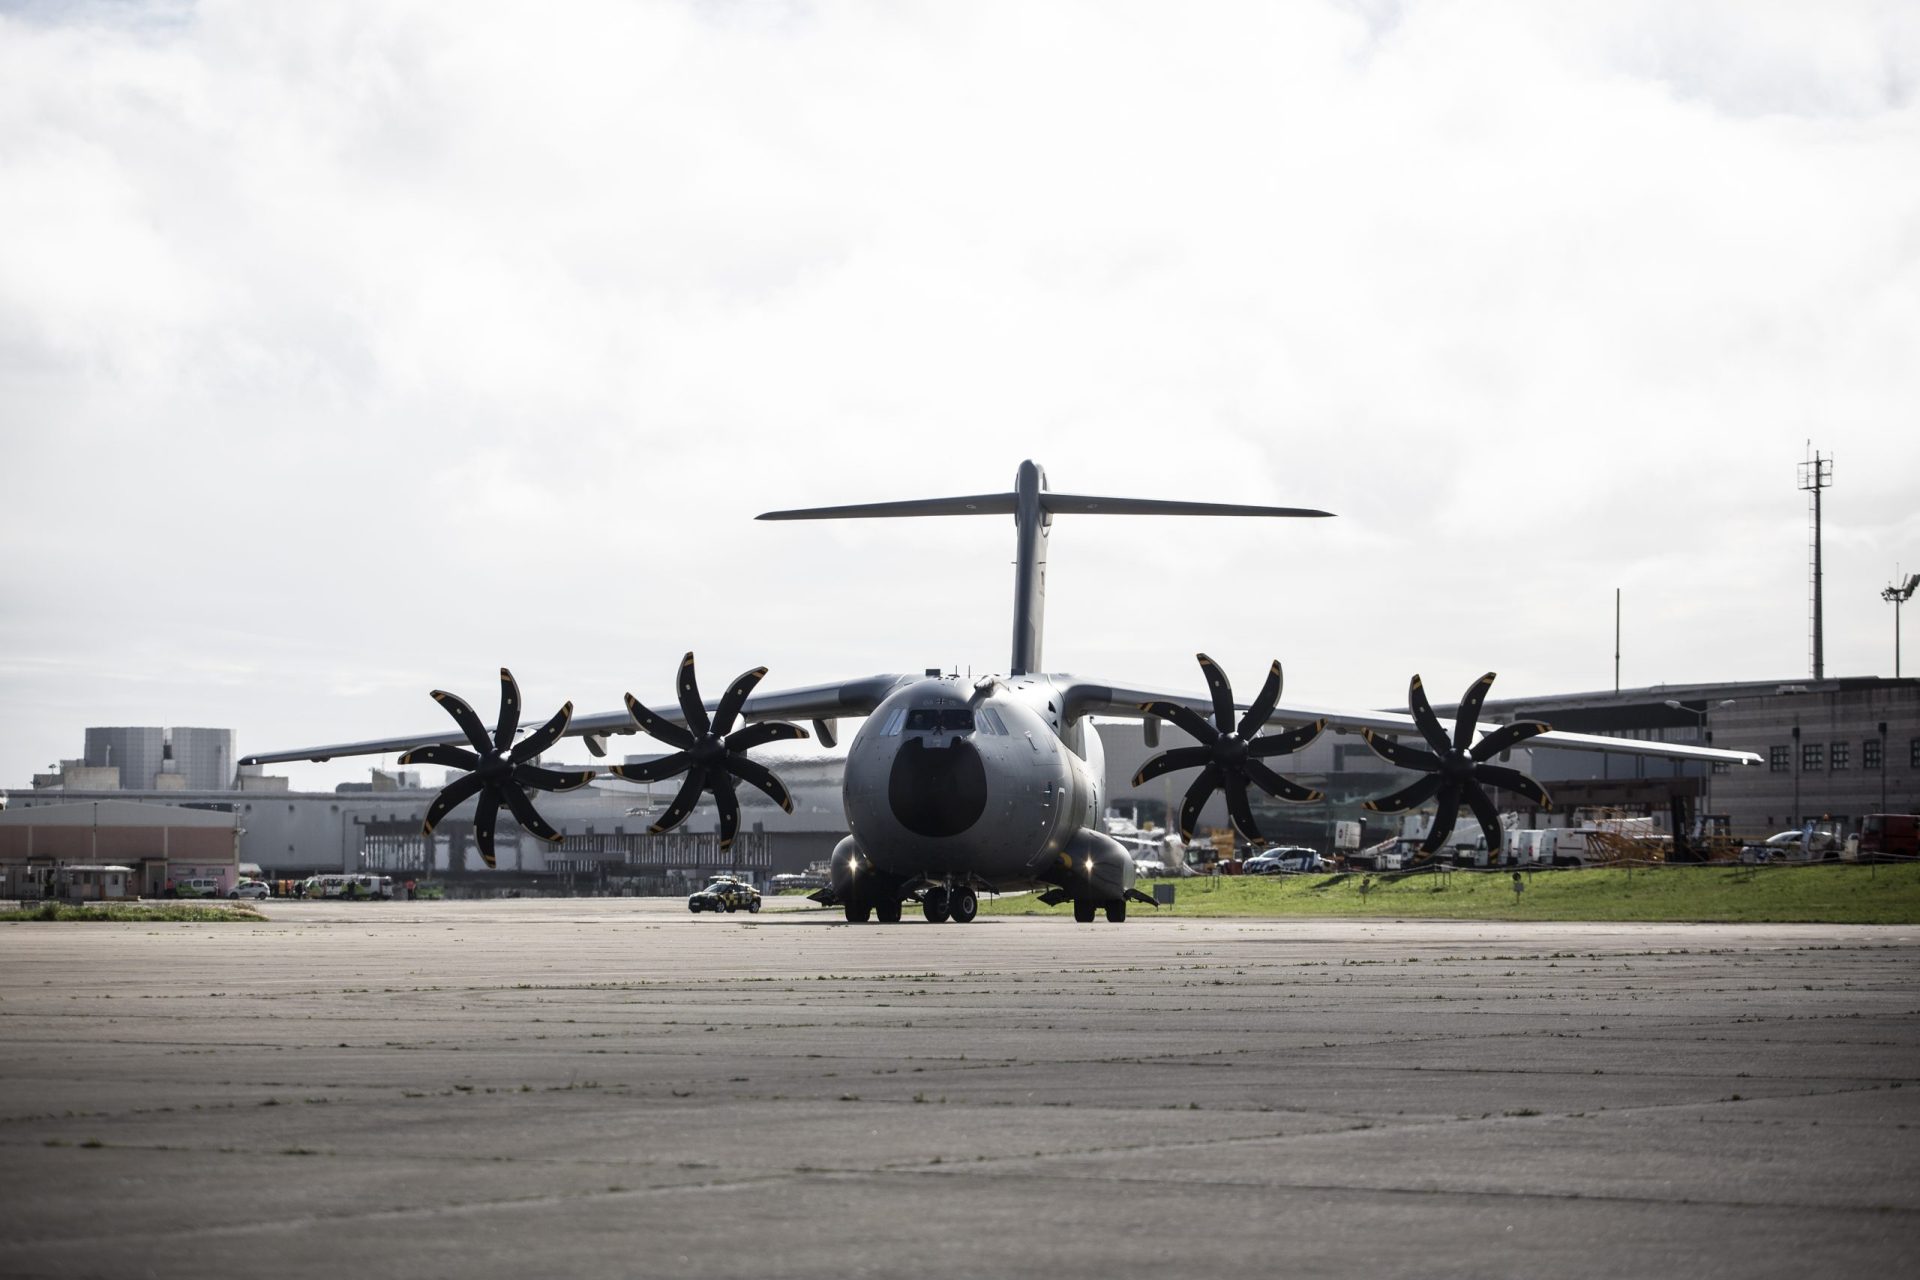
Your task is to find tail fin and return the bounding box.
[758,461,1331,676]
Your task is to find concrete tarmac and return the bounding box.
[1,899,1916,1278]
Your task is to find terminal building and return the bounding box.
[4,676,1915,893]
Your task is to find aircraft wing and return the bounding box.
[238,673,912,767]
[1058,677,1763,768]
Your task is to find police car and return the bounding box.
[687,876,762,914]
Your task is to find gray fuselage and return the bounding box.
[839,675,1105,892]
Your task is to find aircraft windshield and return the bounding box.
[905,708,974,733]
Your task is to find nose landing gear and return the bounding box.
[919,882,978,924]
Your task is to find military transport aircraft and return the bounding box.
[241,461,1760,924]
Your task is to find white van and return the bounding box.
[301,874,393,900]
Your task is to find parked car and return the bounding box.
[1243,846,1329,874]
[688,877,761,914]
[1740,829,1837,864]
[166,877,224,899]
[228,879,271,900]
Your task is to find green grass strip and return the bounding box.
[979,862,1920,924]
[0,902,267,923]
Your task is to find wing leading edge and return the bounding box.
[237,674,911,767]
[1059,676,1764,768]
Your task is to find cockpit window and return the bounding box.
[905,708,974,733]
[979,707,1009,735]
[881,708,907,736]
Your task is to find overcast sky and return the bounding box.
[3,0,1917,792]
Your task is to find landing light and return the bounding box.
[1084,856,1094,875]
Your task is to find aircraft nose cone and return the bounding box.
[887,736,988,838]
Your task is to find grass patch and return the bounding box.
[978,863,1920,924]
[0,902,267,923]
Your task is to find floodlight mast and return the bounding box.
[1884,571,1920,678]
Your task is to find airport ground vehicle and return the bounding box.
[688,876,761,913]
[1859,814,1919,861]
[165,877,224,898]
[227,879,270,900]
[295,874,392,900]
[1740,823,1843,864]
[1243,846,1328,874]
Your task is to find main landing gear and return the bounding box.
[841,883,979,924]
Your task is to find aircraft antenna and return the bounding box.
[1798,445,1833,680]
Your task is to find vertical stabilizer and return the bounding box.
[1010,461,1049,676]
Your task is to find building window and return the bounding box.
[1864,739,1882,771]
[1769,745,1791,773]
[1802,742,1824,772]
[1830,742,1849,771]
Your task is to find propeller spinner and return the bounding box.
[1135,654,1326,843]
[400,669,595,869]
[610,653,808,851]
[1361,672,1553,855]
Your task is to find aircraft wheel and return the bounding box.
[1104,899,1127,924]
[844,900,872,924]
[876,898,904,924]
[1072,899,1096,924]
[922,888,951,924]
[949,888,978,924]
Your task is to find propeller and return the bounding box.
[609,653,809,850]
[1361,672,1553,854]
[399,669,595,870]
[1133,654,1326,843]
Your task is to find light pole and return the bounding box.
[1884,573,1919,678]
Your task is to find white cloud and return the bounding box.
[1,0,1916,789]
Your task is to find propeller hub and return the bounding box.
[1442,748,1477,782]
[1215,734,1249,769]
[692,733,727,766]
[479,749,513,779]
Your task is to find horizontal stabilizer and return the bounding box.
[759,494,1015,520]
[759,492,1332,521]
[1042,493,1332,519]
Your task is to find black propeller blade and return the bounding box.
[399,669,595,870]
[1133,654,1326,843]
[1361,672,1553,855]
[609,652,808,851]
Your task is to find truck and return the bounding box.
[1858,814,1919,862]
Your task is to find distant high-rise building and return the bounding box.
[84,727,164,790]
[168,728,236,791]
[81,727,235,791]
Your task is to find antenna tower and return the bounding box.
[1798,446,1833,679]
